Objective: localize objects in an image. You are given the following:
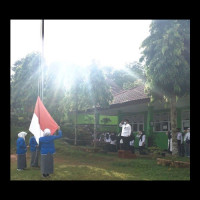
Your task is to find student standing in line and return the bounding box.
[166,130,172,154]
[184,128,190,157]
[137,131,146,155]
[120,137,124,150]
[119,119,131,150]
[29,134,40,168]
[176,128,183,156]
[110,133,117,152]
[129,134,135,154]
[116,132,121,151]
[104,133,111,152]
[39,126,62,178]
[16,132,28,171]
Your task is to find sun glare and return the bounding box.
[43,20,151,71]
[11,20,151,81]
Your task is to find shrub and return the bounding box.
[148,146,163,155]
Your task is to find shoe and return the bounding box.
[42,174,47,178]
[17,169,23,171]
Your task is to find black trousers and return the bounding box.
[139,146,145,154]
[177,140,183,156]
[121,136,130,150]
[129,146,135,154]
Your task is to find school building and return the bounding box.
[71,82,190,150]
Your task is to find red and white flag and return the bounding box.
[29,96,59,144]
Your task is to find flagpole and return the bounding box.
[41,19,44,102]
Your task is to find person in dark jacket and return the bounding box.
[16,132,27,171]
[29,134,39,167]
[39,126,62,178]
[166,130,172,154]
[137,131,146,155]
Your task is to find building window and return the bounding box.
[123,114,144,132]
[181,110,190,120]
[182,110,190,130]
[153,112,170,132]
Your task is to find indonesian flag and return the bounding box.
[29,96,59,144]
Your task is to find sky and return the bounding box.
[11,20,152,74]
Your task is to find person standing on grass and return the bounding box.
[176,128,183,156]
[116,132,121,151]
[119,119,131,150]
[29,134,39,168]
[184,128,190,157]
[104,133,111,152]
[39,126,62,178]
[110,133,117,152]
[16,132,28,171]
[129,133,135,154]
[137,131,146,155]
[166,130,172,154]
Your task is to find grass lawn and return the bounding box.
[10,140,190,181]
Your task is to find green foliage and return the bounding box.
[140,20,190,100]
[11,52,41,121]
[147,146,163,155]
[105,61,145,90]
[88,63,113,108]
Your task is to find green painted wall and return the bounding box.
[99,115,118,125]
[67,106,189,150]
[77,114,94,124]
[153,132,168,150]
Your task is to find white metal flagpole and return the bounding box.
[41,19,44,102]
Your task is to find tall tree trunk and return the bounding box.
[74,90,78,146]
[170,95,178,155]
[74,109,77,145]
[94,106,97,148]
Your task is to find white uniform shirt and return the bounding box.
[130,140,134,146]
[119,123,131,137]
[110,140,116,145]
[105,134,111,143]
[184,132,190,141]
[139,134,145,146]
[177,132,183,143]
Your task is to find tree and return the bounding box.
[11,53,67,127]
[88,63,113,148]
[104,61,145,90]
[58,66,92,145]
[140,20,190,155]
[42,61,67,124]
[11,52,41,121]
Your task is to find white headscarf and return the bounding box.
[18,132,27,140]
[43,128,51,136]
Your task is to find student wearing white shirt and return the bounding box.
[137,131,146,155]
[116,132,121,151]
[110,133,117,152]
[184,128,190,157]
[119,119,131,150]
[104,133,111,152]
[176,128,183,156]
[166,131,172,154]
[129,134,135,154]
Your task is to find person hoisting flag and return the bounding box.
[29,96,59,144]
